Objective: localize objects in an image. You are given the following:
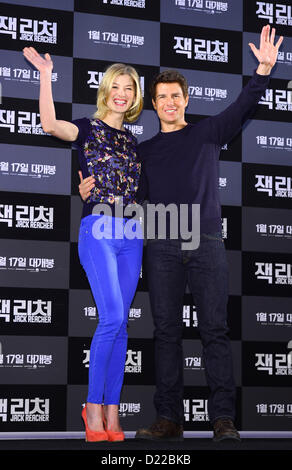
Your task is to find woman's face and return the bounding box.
[106,73,135,116]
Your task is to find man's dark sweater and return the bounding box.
[137,71,270,235]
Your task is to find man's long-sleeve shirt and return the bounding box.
[137,71,270,235]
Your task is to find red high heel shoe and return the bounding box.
[102,407,125,442]
[81,405,108,442]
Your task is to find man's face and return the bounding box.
[152,82,189,126]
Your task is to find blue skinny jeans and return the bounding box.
[78,214,143,405]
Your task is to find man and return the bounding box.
[78,25,283,442]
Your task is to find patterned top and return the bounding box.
[72,117,141,218]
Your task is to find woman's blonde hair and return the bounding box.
[93,63,143,123]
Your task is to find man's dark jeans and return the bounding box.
[146,232,236,425]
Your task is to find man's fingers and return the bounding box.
[78,172,95,202]
[78,172,95,185]
[265,24,270,42]
[248,42,259,57]
[83,176,95,185]
[78,173,95,197]
[260,25,269,50]
[275,35,284,50]
[270,27,275,45]
[80,182,94,191]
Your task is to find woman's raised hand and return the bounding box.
[23,47,53,73]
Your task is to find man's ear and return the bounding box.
[152,98,157,110]
[185,94,189,108]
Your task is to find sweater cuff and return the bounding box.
[253,69,270,84]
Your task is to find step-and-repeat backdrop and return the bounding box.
[0,0,291,433]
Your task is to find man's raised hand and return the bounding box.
[249,25,284,75]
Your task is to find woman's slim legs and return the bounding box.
[78,216,143,419]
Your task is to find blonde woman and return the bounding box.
[23,47,144,442]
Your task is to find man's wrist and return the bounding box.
[256,63,272,76]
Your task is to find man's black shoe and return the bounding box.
[135,417,184,441]
[213,418,241,442]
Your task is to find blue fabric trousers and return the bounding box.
[146,232,236,425]
[78,214,143,405]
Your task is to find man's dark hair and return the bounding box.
[150,69,189,101]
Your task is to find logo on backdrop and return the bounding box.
[243,163,292,209]
[183,305,198,329]
[243,252,292,297]
[0,353,53,370]
[88,29,144,49]
[128,307,142,320]
[183,398,209,422]
[255,175,292,199]
[220,206,242,251]
[255,2,292,26]
[0,109,46,136]
[119,402,141,418]
[242,77,292,122]
[81,305,146,323]
[243,341,292,386]
[0,256,55,272]
[83,305,97,321]
[188,83,228,102]
[173,0,229,14]
[219,176,228,189]
[255,351,292,375]
[276,48,292,66]
[184,355,204,371]
[222,217,228,239]
[0,398,50,423]
[255,134,292,151]
[255,262,292,285]
[0,204,54,230]
[255,310,292,327]
[174,36,228,63]
[82,348,142,373]
[0,161,56,179]
[0,298,52,324]
[99,0,146,8]
[74,0,159,22]
[161,24,241,73]
[256,402,292,417]
[0,98,71,147]
[125,349,142,373]
[0,16,57,43]
[0,66,58,84]
[255,222,292,239]
[259,88,292,112]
